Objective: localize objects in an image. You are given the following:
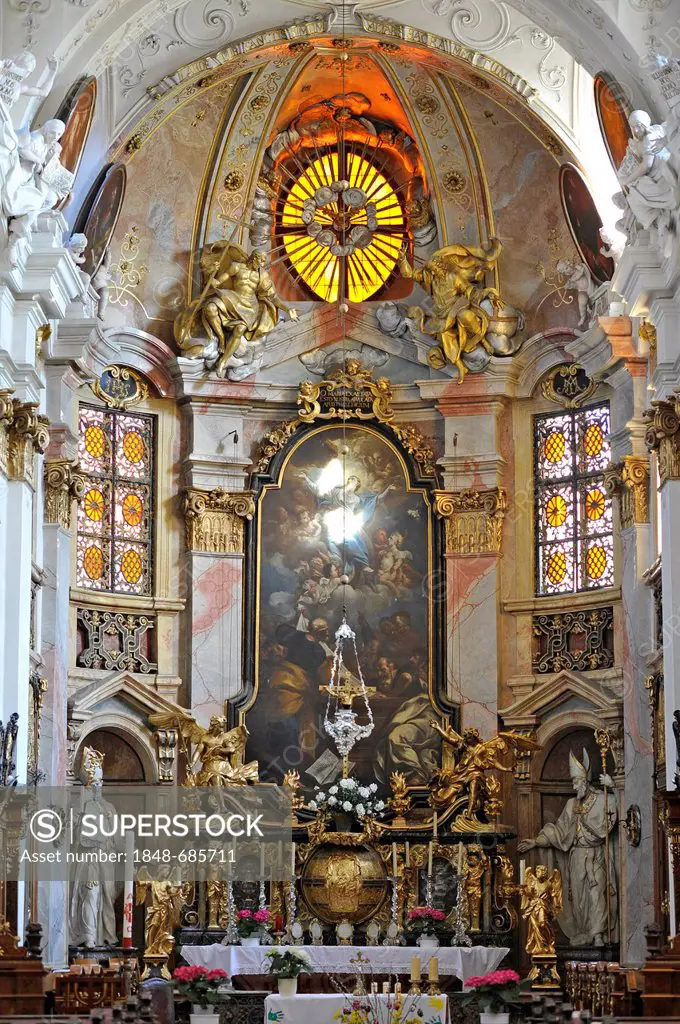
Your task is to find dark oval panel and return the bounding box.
[79,162,127,277]
[56,75,98,179]
[559,163,615,285]
[594,73,631,172]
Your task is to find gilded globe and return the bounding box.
[300,842,388,924]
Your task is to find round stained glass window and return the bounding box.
[545,494,567,528]
[122,492,144,527]
[586,544,607,580]
[280,150,405,303]
[585,487,605,521]
[583,423,604,458]
[120,549,143,584]
[122,430,145,464]
[83,545,104,580]
[84,424,106,459]
[546,550,567,584]
[84,488,105,522]
[544,430,566,464]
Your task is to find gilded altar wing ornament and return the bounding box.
[429,721,538,824]
[397,239,505,382]
[173,241,297,381]
[149,709,258,786]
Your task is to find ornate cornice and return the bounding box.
[0,390,15,477]
[184,488,255,554]
[44,459,86,530]
[8,402,50,485]
[603,455,650,529]
[644,398,680,483]
[434,488,507,555]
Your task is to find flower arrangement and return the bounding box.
[463,970,522,1013]
[309,777,386,823]
[236,907,271,938]
[264,947,311,979]
[172,965,229,1009]
[404,906,447,938]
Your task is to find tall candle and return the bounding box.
[392,842,398,876]
[520,858,526,883]
[432,811,438,839]
[371,982,378,995]
[260,843,265,879]
[405,842,410,868]
[427,841,433,878]
[428,957,439,982]
[410,956,421,981]
[382,982,390,995]
[457,841,463,875]
[291,842,296,877]
[122,830,134,948]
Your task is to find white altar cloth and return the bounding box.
[264,992,450,1024]
[181,944,508,984]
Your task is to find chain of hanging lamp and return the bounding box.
[322,10,375,777]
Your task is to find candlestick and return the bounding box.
[432,811,438,839]
[392,842,398,877]
[382,982,390,994]
[394,982,402,996]
[405,842,410,868]
[427,841,433,878]
[291,842,296,878]
[122,831,134,948]
[371,982,378,995]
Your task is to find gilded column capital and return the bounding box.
[8,402,50,484]
[44,459,86,530]
[184,488,256,554]
[644,399,680,483]
[603,455,650,529]
[0,389,15,477]
[434,487,507,555]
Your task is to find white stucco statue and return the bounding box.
[615,110,680,257]
[69,747,119,948]
[0,51,58,120]
[518,748,618,948]
[556,258,597,329]
[92,246,113,320]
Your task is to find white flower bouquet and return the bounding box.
[308,777,386,823]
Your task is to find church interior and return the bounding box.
[1,0,680,1021]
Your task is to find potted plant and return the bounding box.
[309,778,386,831]
[462,969,522,1024]
[264,947,311,996]
[172,965,230,1024]
[237,907,271,946]
[404,906,447,948]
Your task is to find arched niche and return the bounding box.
[74,719,157,784]
[236,417,451,797]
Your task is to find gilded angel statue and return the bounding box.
[520,865,563,955]
[136,870,194,970]
[397,239,504,382]
[148,709,258,786]
[174,242,298,381]
[429,721,538,821]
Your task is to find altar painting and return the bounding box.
[247,424,441,793]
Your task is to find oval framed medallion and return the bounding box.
[559,164,614,284]
[78,162,127,277]
[56,75,98,179]
[594,73,631,172]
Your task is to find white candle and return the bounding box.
[122,830,134,948]
[427,841,433,878]
[457,841,463,875]
[405,842,410,868]
[432,811,438,839]
[520,859,526,883]
[392,842,398,876]
[291,842,296,878]
[260,843,265,879]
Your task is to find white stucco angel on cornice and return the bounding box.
[0,51,58,125]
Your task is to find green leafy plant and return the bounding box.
[264,947,311,979]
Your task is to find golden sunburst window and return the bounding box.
[545,494,567,528]
[280,149,405,303]
[585,487,605,521]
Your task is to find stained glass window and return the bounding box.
[76,405,154,595]
[279,149,405,303]
[535,404,613,595]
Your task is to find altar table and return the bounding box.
[265,993,450,1024]
[182,944,508,985]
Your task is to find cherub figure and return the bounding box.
[174,242,298,380]
[429,721,538,821]
[520,865,563,955]
[397,239,504,381]
[149,709,258,786]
